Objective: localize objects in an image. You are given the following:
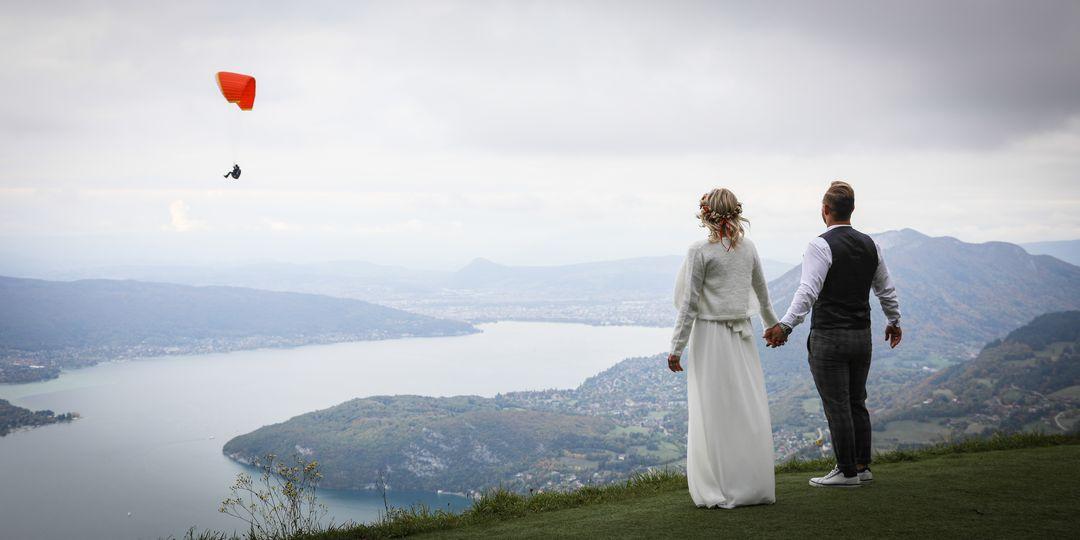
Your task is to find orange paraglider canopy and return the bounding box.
[216,72,256,111]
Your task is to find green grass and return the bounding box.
[775,430,1078,474]
[427,444,1080,539]
[246,432,1080,540]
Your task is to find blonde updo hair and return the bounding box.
[697,188,748,249]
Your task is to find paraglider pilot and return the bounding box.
[223,164,241,179]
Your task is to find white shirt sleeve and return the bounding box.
[779,238,831,329]
[670,245,706,357]
[872,240,901,325]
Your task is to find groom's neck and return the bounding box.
[824,216,852,228]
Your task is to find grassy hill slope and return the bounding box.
[423,442,1080,539]
[225,434,1074,540]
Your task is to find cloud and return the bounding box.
[166,199,206,232]
[3,1,1078,162]
[0,1,1077,271]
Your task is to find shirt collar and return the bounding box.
[826,224,852,231]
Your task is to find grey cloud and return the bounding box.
[2,0,1078,158]
[414,0,1080,153]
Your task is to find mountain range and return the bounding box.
[5,228,1077,387]
[0,276,477,383]
[5,227,1079,423]
[42,255,795,327]
[762,229,1080,389]
[35,233,1077,335]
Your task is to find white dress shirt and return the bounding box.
[778,225,901,330]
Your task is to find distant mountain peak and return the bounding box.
[455,257,510,277]
[872,228,931,249]
[450,257,514,288]
[460,257,505,271]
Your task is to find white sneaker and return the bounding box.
[858,468,873,483]
[809,467,861,488]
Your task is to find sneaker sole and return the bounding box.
[809,479,861,488]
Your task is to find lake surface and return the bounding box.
[0,322,670,540]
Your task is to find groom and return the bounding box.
[764,181,902,488]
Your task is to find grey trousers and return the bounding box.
[808,327,873,477]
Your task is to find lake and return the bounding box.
[0,321,671,540]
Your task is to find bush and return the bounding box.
[219,454,329,540]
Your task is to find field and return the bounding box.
[220,434,1080,540]
[425,444,1080,539]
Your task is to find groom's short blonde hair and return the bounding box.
[823,181,855,220]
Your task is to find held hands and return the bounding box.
[667,354,683,372]
[885,323,903,348]
[763,324,789,348]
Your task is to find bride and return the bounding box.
[667,187,779,509]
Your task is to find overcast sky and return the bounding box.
[1,0,1078,273]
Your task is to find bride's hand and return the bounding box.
[764,324,788,348]
[667,354,683,372]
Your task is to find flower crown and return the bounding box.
[699,200,743,222]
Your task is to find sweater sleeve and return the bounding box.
[751,246,779,328]
[670,245,706,357]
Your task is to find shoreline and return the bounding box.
[0,327,482,386]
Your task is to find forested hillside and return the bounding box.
[0,276,476,382]
[876,311,1080,444]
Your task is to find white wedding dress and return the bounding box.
[671,238,777,508]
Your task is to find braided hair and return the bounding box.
[697,188,749,250]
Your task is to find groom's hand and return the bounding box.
[885,323,902,348]
[764,324,788,348]
[667,354,683,372]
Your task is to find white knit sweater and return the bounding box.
[670,238,779,356]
